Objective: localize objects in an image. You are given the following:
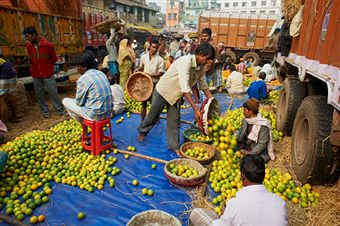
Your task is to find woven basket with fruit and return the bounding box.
[164,159,206,187]
[179,142,216,165]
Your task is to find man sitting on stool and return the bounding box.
[63,51,113,122]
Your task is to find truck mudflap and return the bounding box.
[330,109,340,146]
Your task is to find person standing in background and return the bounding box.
[104,28,119,80]
[117,38,134,90]
[23,26,65,118]
[213,43,226,92]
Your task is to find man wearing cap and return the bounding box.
[190,155,288,226]
[62,51,113,122]
[136,38,164,121]
[237,98,275,163]
[138,42,215,152]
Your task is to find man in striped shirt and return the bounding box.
[62,51,113,122]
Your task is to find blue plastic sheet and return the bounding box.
[1,92,245,225]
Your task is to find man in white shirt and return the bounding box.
[136,38,165,120]
[103,28,119,78]
[138,42,215,151]
[227,64,244,94]
[100,68,125,115]
[190,155,288,226]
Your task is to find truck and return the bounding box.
[198,11,278,65]
[0,0,83,83]
[275,0,340,184]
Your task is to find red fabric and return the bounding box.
[26,37,57,78]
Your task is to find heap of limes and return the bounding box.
[184,147,210,160]
[189,132,211,142]
[169,163,198,178]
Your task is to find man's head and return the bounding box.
[217,42,224,52]
[243,98,260,117]
[201,28,212,43]
[169,55,174,63]
[194,42,215,65]
[23,26,39,44]
[72,51,96,74]
[259,72,266,80]
[149,38,160,56]
[240,155,265,186]
[229,64,236,72]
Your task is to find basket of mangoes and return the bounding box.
[179,142,216,164]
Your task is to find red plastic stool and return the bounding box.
[81,118,113,155]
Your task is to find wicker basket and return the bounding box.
[127,210,182,226]
[179,142,216,165]
[127,72,154,102]
[94,19,123,34]
[183,128,213,144]
[164,158,206,187]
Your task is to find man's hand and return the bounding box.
[194,109,202,122]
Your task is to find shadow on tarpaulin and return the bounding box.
[1,93,246,226]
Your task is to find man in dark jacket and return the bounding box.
[24,26,65,118]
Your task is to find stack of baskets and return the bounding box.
[164,158,207,187]
[179,142,216,165]
[126,72,154,102]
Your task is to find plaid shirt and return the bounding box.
[76,69,113,121]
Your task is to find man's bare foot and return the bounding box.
[138,134,145,142]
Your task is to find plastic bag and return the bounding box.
[290,5,304,37]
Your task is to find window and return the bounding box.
[260,10,266,14]
[242,2,247,7]
[250,10,256,14]
[225,3,229,7]
[168,13,172,20]
[173,13,177,19]
[271,0,276,6]
[233,2,238,7]
[251,1,256,6]
[261,1,266,6]
[241,10,247,14]
[269,10,276,14]
[129,7,134,14]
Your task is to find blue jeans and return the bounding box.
[32,76,65,116]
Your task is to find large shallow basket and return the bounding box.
[183,128,213,144]
[127,72,154,102]
[164,158,206,187]
[179,142,216,165]
[94,19,123,34]
[127,210,182,226]
[197,97,220,135]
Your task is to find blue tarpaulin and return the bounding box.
[1,92,248,225]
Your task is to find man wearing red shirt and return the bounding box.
[23,26,65,118]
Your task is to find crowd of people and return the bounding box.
[0,24,286,224]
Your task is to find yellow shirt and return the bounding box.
[156,55,208,105]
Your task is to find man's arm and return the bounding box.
[75,79,87,107]
[211,202,235,226]
[106,28,115,48]
[251,126,269,155]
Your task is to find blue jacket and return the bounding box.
[246,80,267,100]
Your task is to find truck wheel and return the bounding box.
[292,96,340,184]
[276,78,306,135]
[224,50,237,63]
[243,52,260,66]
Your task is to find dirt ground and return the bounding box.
[2,85,340,226]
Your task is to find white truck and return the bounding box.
[275,1,339,184]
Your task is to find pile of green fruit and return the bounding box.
[268,90,280,104]
[0,120,122,222]
[184,147,210,160]
[189,132,211,142]
[169,163,199,178]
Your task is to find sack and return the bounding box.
[290,5,304,37]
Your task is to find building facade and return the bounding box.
[216,0,281,16]
[166,0,182,31]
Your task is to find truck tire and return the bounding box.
[224,50,237,63]
[276,78,306,135]
[291,96,340,184]
[243,52,260,66]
